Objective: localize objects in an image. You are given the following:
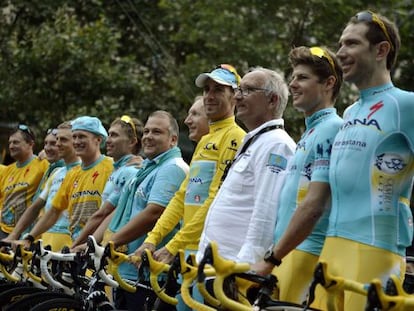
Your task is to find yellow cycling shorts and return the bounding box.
[313,237,405,311]
[273,249,318,305]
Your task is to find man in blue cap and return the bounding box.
[24,116,114,243]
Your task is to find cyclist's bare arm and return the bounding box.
[4,197,46,241]
[110,202,164,247]
[27,206,62,240]
[253,182,330,275]
[71,201,115,248]
[92,210,114,242]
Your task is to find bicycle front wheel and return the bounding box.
[4,291,75,311]
[29,297,82,311]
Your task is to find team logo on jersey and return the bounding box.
[92,171,99,184]
[296,141,306,151]
[228,139,238,152]
[316,139,333,158]
[375,153,406,174]
[204,143,218,150]
[24,168,30,178]
[302,163,312,181]
[368,101,384,119]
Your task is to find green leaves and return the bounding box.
[0,0,412,145]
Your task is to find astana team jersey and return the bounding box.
[145,116,245,254]
[103,154,139,207]
[114,148,189,281]
[39,161,80,234]
[52,155,113,239]
[274,108,343,256]
[0,156,48,233]
[328,83,414,256]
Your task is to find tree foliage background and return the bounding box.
[0,0,413,153]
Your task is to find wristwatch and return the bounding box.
[263,249,282,266]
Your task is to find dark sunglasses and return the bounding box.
[355,11,394,51]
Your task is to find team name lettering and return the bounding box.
[334,140,366,147]
[189,177,203,184]
[342,118,381,131]
[71,190,100,199]
[5,182,29,192]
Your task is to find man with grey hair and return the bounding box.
[197,67,296,264]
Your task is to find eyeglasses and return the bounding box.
[309,47,338,79]
[120,115,137,137]
[235,86,270,97]
[18,124,35,141]
[46,128,58,136]
[216,64,241,86]
[355,11,394,51]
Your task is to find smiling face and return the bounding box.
[43,133,60,163]
[9,131,34,163]
[289,64,328,116]
[142,115,177,160]
[56,128,77,163]
[202,79,235,122]
[235,71,272,130]
[184,98,209,142]
[72,130,102,165]
[106,123,135,161]
[337,23,378,89]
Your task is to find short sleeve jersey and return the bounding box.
[328,83,414,256]
[0,157,48,233]
[39,161,80,234]
[52,155,113,239]
[103,155,139,207]
[274,108,343,256]
[112,148,189,281]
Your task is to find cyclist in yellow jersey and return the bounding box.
[33,128,65,201]
[136,65,245,265]
[70,116,143,250]
[4,122,81,251]
[23,116,113,243]
[0,124,48,239]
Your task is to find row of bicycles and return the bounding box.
[0,236,414,311]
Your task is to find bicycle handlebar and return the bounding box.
[366,278,414,311]
[140,248,178,305]
[104,241,140,293]
[305,260,367,309]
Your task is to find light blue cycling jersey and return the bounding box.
[101,154,138,206]
[328,83,414,256]
[39,161,80,234]
[109,148,188,281]
[274,108,342,255]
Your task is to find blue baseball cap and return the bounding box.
[195,64,241,89]
[71,116,108,146]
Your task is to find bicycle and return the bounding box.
[196,242,322,311]
[143,241,320,311]
[0,237,114,310]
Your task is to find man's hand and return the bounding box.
[153,246,174,264]
[70,243,88,253]
[250,260,275,276]
[133,242,155,268]
[134,242,155,263]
